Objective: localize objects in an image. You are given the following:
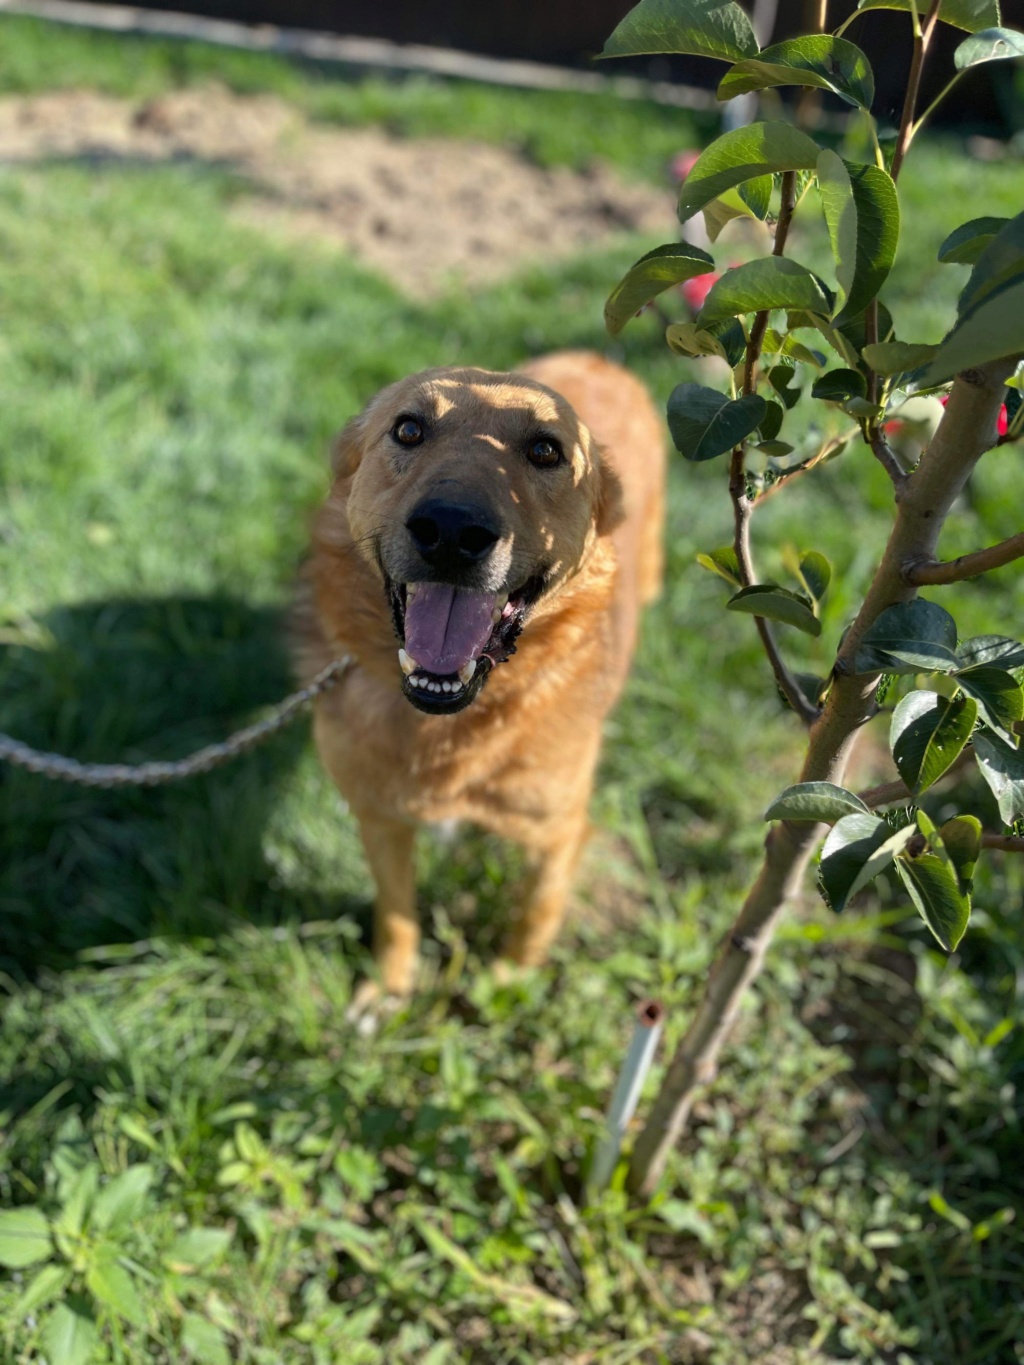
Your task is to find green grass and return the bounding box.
[1,15,1023,1365]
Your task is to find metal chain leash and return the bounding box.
[0,655,353,789]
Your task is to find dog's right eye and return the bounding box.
[392,417,425,447]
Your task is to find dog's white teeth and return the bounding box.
[458,660,477,685]
[450,680,462,693]
[406,583,420,601]
[491,606,502,624]
[399,649,418,676]
[441,681,452,693]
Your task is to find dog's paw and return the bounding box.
[345,979,406,1036]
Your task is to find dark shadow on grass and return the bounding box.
[0,595,369,979]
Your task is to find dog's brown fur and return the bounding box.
[294,350,664,997]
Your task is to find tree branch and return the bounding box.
[742,171,798,394]
[868,427,909,491]
[982,834,1024,853]
[729,169,818,726]
[857,746,974,809]
[889,0,942,182]
[858,777,911,809]
[628,357,1017,1198]
[728,453,819,726]
[904,531,1024,585]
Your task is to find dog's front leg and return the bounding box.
[358,814,419,997]
[499,813,590,970]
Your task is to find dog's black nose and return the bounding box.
[406,499,501,566]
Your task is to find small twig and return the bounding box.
[864,302,880,409]
[889,0,942,183]
[982,834,1024,854]
[729,457,819,725]
[905,531,1024,585]
[742,171,798,393]
[729,169,817,726]
[868,427,909,491]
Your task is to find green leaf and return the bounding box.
[764,781,870,822]
[811,367,867,402]
[768,363,802,408]
[0,1207,52,1269]
[939,814,982,893]
[90,1165,154,1233]
[705,317,747,366]
[14,1264,70,1321]
[665,321,728,359]
[166,1227,233,1273]
[895,853,971,951]
[782,547,831,601]
[698,257,831,326]
[667,384,766,461]
[604,242,715,335]
[788,311,862,368]
[695,545,742,585]
[726,584,821,635]
[677,122,822,225]
[854,0,1000,33]
[890,690,978,794]
[862,341,940,374]
[957,634,1024,669]
[957,211,1024,318]
[816,150,899,323]
[797,550,831,602]
[763,328,826,367]
[938,216,1011,265]
[974,731,1024,824]
[836,300,895,361]
[759,399,784,440]
[599,0,759,62]
[955,27,1024,69]
[182,1313,232,1365]
[854,599,959,675]
[954,665,1024,743]
[922,279,1024,384]
[719,35,875,108]
[925,212,1024,382]
[819,813,915,912]
[703,177,772,241]
[43,1303,99,1365]
[86,1250,146,1326]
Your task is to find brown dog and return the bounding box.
[294,350,664,1005]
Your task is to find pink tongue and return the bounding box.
[404,583,497,675]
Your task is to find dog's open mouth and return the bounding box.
[388,576,544,713]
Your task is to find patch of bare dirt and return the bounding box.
[0,85,676,294]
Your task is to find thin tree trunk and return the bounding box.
[628,357,1018,1196]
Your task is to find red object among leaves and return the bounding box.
[681,272,718,311]
[938,393,1008,435]
[669,149,701,183]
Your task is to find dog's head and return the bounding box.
[335,366,623,714]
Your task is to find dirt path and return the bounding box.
[0,86,675,293]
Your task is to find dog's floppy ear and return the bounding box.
[595,448,625,537]
[329,416,366,480]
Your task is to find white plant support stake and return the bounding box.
[588,1000,664,1195]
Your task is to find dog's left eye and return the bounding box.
[392,417,425,447]
[527,437,563,468]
